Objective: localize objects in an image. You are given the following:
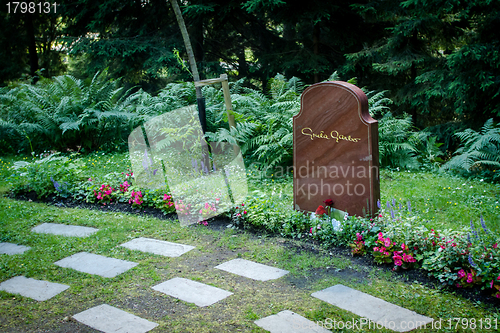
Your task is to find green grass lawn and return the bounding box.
[1,196,499,332]
[1,152,499,332]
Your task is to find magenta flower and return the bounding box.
[457,269,466,279]
[466,273,473,284]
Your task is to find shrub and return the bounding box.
[442,118,500,181]
[10,153,85,198]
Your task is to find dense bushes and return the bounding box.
[2,71,500,182]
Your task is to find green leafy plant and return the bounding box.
[10,153,85,198]
[442,118,500,176]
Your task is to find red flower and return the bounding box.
[323,199,334,207]
[493,243,498,249]
[315,205,327,216]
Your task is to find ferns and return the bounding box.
[442,119,500,173]
[205,74,301,169]
[377,112,421,169]
[0,71,136,152]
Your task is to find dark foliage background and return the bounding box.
[1,0,499,164]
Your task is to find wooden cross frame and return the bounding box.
[194,74,236,129]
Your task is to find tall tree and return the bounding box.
[168,0,207,132]
[344,0,500,128]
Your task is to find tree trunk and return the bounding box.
[168,0,201,98]
[168,0,206,133]
[25,15,38,82]
[313,24,320,83]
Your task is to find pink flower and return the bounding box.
[384,238,391,247]
[401,243,406,250]
[491,280,495,288]
[379,214,382,217]
[243,210,247,214]
[309,227,313,234]
[493,243,498,249]
[356,233,363,241]
[466,273,473,284]
[457,269,466,279]
[394,259,402,266]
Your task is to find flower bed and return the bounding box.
[7,154,500,300]
[305,199,500,299]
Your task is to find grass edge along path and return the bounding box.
[0,196,499,332]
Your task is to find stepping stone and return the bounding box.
[54,252,138,278]
[0,276,69,301]
[255,310,332,333]
[73,304,158,333]
[120,237,195,257]
[32,222,99,237]
[152,277,233,307]
[215,258,289,281]
[311,284,433,332]
[0,242,31,255]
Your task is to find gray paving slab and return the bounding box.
[0,276,69,301]
[72,304,158,333]
[255,310,332,333]
[54,252,138,278]
[0,242,31,255]
[215,258,289,281]
[32,222,99,237]
[120,237,195,257]
[311,284,433,332]
[152,277,233,307]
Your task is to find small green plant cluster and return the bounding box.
[10,153,86,198]
[8,154,177,215]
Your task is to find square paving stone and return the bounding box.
[311,284,433,332]
[32,222,99,237]
[0,242,31,255]
[255,310,332,333]
[152,277,233,307]
[72,304,158,333]
[120,237,195,257]
[0,276,69,301]
[215,258,289,281]
[54,252,138,278]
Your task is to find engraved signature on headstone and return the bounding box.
[301,127,361,143]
